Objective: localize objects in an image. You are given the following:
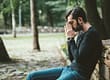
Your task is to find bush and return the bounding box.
[61,43,68,56]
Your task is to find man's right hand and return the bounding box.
[64,22,77,38]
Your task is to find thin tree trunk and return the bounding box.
[10,0,16,38]
[0,37,11,62]
[30,0,40,51]
[3,13,8,33]
[18,0,22,29]
[47,9,54,27]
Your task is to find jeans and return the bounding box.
[26,66,86,80]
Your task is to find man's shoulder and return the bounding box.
[88,27,97,32]
[87,27,99,35]
[84,27,101,41]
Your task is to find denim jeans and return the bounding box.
[26,66,86,80]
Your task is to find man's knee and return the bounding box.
[26,71,35,80]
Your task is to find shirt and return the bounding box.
[67,27,103,79]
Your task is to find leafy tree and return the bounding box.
[0,0,11,28]
[45,0,67,27]
[0,0,68,28]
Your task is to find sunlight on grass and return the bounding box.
[1,33,65,40]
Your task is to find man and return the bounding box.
[26,7,103,80]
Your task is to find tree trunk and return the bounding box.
[3,13,8,33]
[102,0,110,38]
[85,0,110,79]
[30,0,40,51]
[10,0,16,38]
[0,37,11,62]
[18,0,22,29]
[85,0,107,39]
[47,8,54,27]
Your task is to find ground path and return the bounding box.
[0,33,66,80]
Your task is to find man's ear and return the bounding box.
[78,17,83,24]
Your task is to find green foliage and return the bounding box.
[0,0,85,28]
[44,0,67,27]
[0,0,11,14]
[97,0,102,7]
[67,0,85,8]
[61,43,68,56]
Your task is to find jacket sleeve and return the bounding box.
[67,38,77,62]
[67,43,73,62]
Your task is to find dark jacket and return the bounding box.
[67,27,103,79]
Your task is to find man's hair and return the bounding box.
[65,9,72,21]
[65,7,87,23]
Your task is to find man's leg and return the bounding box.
[57,66,85,80]
[57,66,76,80]
[56,66,87,80]
[26,67,64,80]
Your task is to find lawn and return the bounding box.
[0,32,66,80]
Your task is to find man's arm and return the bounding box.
[67,38,77,62]
[67,42,74,62]
[64,22,77,62]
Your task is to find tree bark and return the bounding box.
[47,8,54,27]
[3,13,8,33]
[85,0,107,39]
[10,0,16,38]
[0,37,11,62]
[102,0,110,38]
[18,0,22,29]
[30,0,40,51]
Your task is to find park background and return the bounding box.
[0,0,110,80]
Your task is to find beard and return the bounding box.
[72,22,83,32]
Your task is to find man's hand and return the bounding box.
[64,22,77,38]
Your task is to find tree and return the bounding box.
[0,0,12,30]
[45,0,66,27]
[18,0,22,29]
[85,0,107,39]
[102,0,110,39]
[10,0,16,38]
[30,0,40,51]
[0,37,11,62]
[85,0,110,39]
[84,0,110,80]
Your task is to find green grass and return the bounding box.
[1,36,32,40]
[2,35,32,40]
[61,43,68,56]
[1,33,65,40]
[39,33,65,38]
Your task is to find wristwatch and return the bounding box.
[67,37,74,41]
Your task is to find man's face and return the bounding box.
[67,15,83,32]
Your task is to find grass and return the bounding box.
[1,33,65,40]
[61,43,68,56]
[0,32,66,80]
[1,36,32,40]
[1,32,66,51]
